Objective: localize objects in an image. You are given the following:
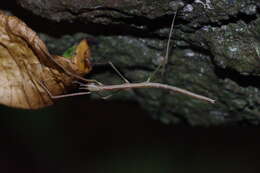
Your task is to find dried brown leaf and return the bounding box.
[0,11,91,109]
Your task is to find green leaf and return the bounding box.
[63,45,76,58]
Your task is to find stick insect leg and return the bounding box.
[39,81,91,99]
[78,61,130,99]
[108,61,130,83]
[95,61,132,98]
[147,11,177,82]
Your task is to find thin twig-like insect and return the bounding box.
[0,10,214,110]
[41,11,215,104]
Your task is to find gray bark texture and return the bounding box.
[5,0,260,125]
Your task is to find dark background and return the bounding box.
[0,96,259,173]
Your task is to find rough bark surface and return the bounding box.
[4,0,260,125]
